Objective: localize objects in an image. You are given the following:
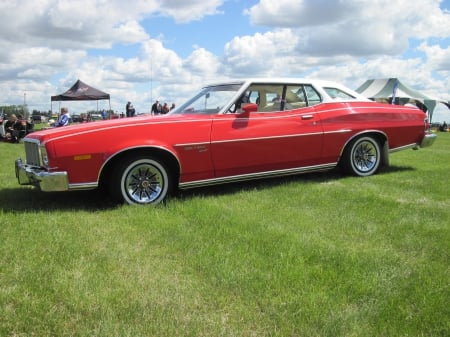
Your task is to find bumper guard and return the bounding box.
[419,132,437,148]
[15,158,69,192]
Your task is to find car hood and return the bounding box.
[24,114,202,143]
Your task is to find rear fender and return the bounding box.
[339,131,388,166]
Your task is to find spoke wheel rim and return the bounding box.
[352,140,378,173]
[124,162,164,204]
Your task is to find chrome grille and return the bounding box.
[24,140,41,166]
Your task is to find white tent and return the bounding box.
[356,78,450,122]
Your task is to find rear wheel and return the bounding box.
[342,136,381,176]
[110,156,172,205]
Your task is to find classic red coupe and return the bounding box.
[16,78,436,205]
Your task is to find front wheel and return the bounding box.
[111,156,172,205]
[341,136,381,176]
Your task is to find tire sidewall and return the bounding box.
[347,136,381,176]
[115,157,171,205]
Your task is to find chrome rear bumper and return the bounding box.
[15,158,69,192]
[419,132,437,148]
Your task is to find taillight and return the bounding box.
[424,117,431,132]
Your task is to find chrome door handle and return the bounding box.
[301,115,314,120]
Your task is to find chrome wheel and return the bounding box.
[345,136,381,176]
[118,157,170,205]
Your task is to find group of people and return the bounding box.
[151,100,175,115]
[2,114,33,143]
[2,99,177,144]
[125,100,175,117]
[1,107,70,143]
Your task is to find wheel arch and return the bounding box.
[99,146,181,190]
[339,131,389,167]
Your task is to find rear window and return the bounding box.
[324,87,356,100]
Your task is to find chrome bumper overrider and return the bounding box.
[419,132,437,148]
[15,158,69,192]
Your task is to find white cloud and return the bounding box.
[418,42,450,71]
[0,0,449,119]
[246,0,450,57]
[185,47,220,80]
[159,0,225,23]
[223,29,311,77]
[246,0,355,27]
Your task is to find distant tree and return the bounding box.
[0,105,23,117]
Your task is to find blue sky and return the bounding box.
[142,1,265,57]
[1,0,449,121]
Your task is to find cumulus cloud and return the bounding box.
[0,0,449,119]
[246,0,355,27]
[246,0,450,57]
[0,0,225,109]
[223,29,310,77]
[159,0,225,23]
[417,42,450,71]
[185,47,220,79]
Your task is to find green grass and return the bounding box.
[1,134,449,336]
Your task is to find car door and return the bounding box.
[209,103,324,178]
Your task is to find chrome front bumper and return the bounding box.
[419,132,437,148]
[15,158,69,192]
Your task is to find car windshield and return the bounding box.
[170,84,242,115]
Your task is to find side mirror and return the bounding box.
[241,103,258,114]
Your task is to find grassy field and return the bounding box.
[1,133,449,337]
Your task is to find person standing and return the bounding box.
[126,101,135,117]
[151,100,161,115]
[126,101,131,117]
[162,102,170,114]
[54,107,70,127]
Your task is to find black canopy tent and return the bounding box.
[51,79,111,114]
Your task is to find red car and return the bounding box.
[16,78,436,205]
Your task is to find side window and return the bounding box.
[246,84,284,112]
[324,87,356,100]
[247,91,260,105]
[264,86,284,112]
[285,85,307,110]
[304,85,322,106]
[242,83,322,112]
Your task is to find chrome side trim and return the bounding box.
[179,163,337,189]
[174,141,211,147]
[389,143,418,153]
[175,129,350,148]
[68,182,99,190]
[210,132,323,145]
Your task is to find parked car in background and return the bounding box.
[15,78,436,205]
[89,113,102,121]
[30,112,47,124]
[71,114,82,123]
[31,113,42,123]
